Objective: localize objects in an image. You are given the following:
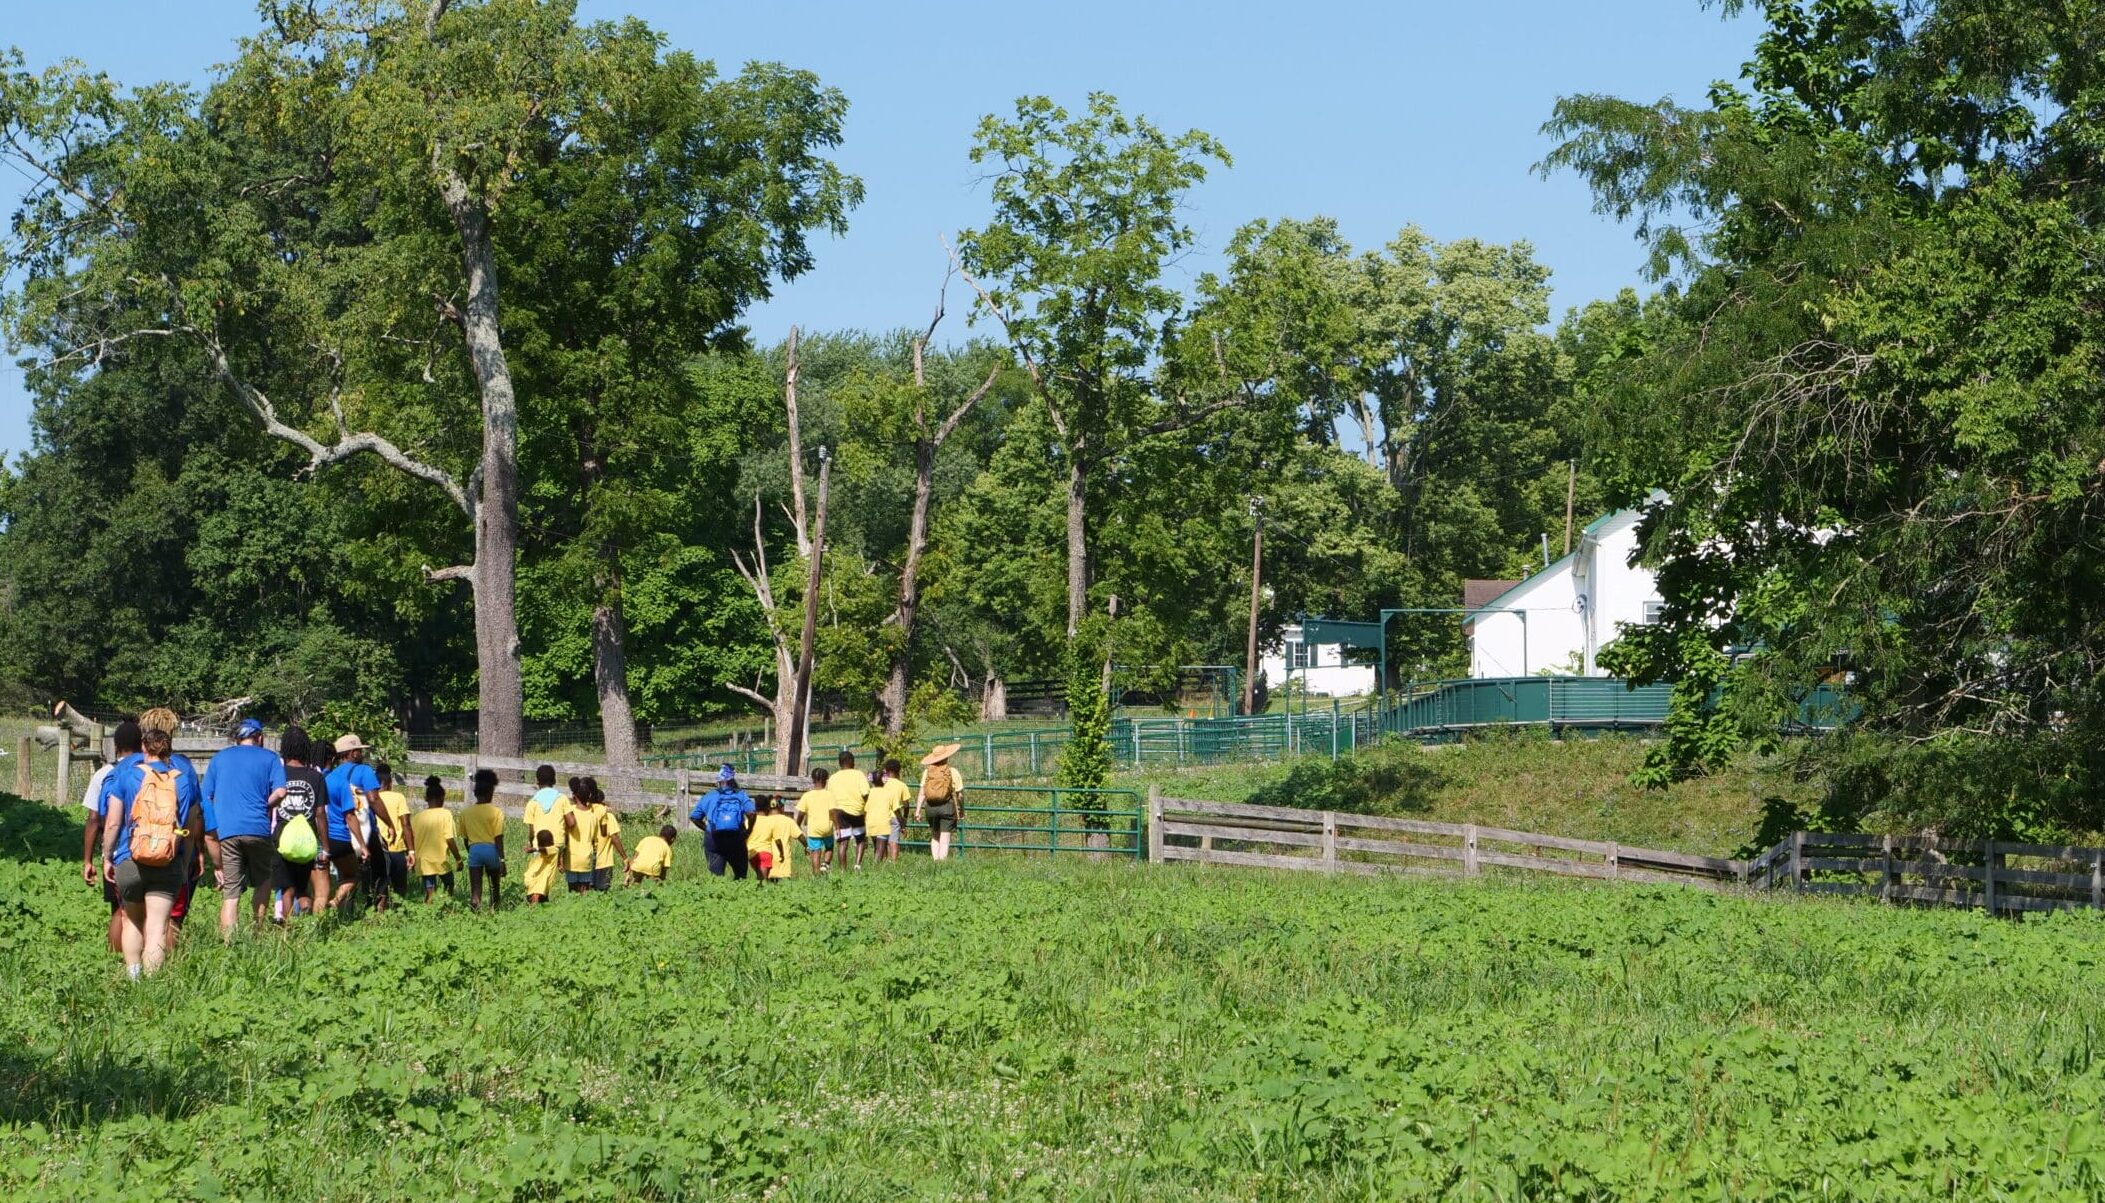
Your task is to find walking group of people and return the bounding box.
[78,712,967,977]
[685,744,967,883]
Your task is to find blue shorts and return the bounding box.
[565,870,595,887]
[467,843,501,870]
[806,835,833,852]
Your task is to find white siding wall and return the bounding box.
[1261,625,1376,695]
[1468,569,1582,677]
[1469,503,1665,678]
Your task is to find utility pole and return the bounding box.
[784,445,831,775]
[1563,459,1577,555]
[1243,497,1264,716]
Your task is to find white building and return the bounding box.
[1467,502,1665,678]
[1262,623,1376,696]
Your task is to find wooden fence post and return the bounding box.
[1463,823,1479,876]
[1605,841,1620,879]
[1790,831,1804,893]
[54,739,71,808]
[1881,834,1895,903]
[461,761,474,811]
[2093,849,2102,912]
[12,736,30,799]
[1982,839,1998,916]
[1322,811,1338,872]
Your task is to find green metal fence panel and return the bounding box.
[895,784,1145,859]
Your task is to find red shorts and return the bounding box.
[750,851,773,875]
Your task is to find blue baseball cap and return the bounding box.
[717,764,737,784]
[235,718,265,740]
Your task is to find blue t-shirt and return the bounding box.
[689,787,754,833]
[96,752,145,821]
[324,761,381,844]
[201,744,287,840]
[104,755,202,867]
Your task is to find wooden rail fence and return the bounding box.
[1148,789,2105,916]
[404,751,809,816]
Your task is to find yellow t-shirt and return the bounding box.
[629,835,673,879]
[459,802,505,846]
[865,779,911,835]
[830,768,870,815]
[523,789,571,841]
[523,848,560,897]
[594,807,622,870]
[410,808,457,876]
[379,790,413,853]
[565,803,605,869]
[798,789,835,837]
[746,813,799,879]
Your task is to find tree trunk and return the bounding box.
[591,568,640,767]
[1065,447,1089,637]
[880,436,939,737]
[445,184,525,759]
[980,677,1007,722]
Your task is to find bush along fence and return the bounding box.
[1149,792,2105,917]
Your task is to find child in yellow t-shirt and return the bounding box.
[798,767,835,876]
[523,828,560,904]
[746,796,800,886]
[408,776,461,901]
[626,825,676,884]
[589,782,626,891]
[865,760,913,864]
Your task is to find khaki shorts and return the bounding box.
[219,835,276,894]
[113,856,183,903]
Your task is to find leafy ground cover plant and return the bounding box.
[2,796,2101,1200]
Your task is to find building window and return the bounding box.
[1641,601,1665,625]
[1285,640,1312,670]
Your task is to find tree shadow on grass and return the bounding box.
[0,793,84,865]
[0,1043,220,1127]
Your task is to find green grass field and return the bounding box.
[4,793,2103,1201]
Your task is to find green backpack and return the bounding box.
[277,813,319,864]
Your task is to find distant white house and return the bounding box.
[1262,623,1376,696]
[1467,500,1665,678]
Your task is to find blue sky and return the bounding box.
[0,1,1758,463]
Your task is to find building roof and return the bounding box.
[1462,579,1520,610]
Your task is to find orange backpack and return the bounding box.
[127,764,183,867]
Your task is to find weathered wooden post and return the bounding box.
[1790,831,1805,893]
[2093,848,2103,912]
[1463,823,1479,876]
[1982,839,1998,916]
[1605,841,1620,879]
[1147,786,1163,864]
[12,736,30,799]
[1322,810,1338,872]
[1881,835,1895,903]
[55,738,72,808]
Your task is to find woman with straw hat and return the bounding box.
[913,743,965,861]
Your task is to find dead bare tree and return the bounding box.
[729,328,815,773]
[877,274,1002,737]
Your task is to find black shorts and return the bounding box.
[327,847,361,883]
[925,804,957,836]
[273,855,318,899]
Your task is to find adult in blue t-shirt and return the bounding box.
[100,730,202,978]
[323,734,381,914]
[201,719,288,935]
[687,764,755,880]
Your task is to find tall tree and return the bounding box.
[0,2,856,755]
[1545,0,2105,834]
[958,93,1237,638]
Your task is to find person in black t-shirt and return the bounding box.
[273,726,332,921]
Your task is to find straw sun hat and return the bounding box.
[919,742,963,767]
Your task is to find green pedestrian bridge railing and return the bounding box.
[642,677,1848,780]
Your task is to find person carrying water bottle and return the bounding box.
[688,764,755,879]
